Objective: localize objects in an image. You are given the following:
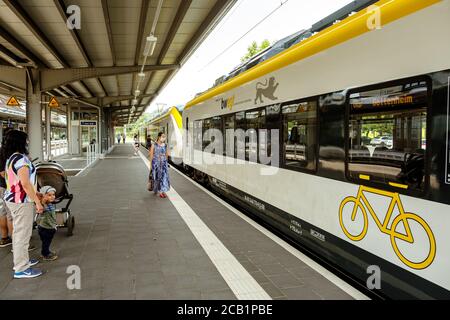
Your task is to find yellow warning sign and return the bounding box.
[6,96,20,107]
[48,96,59,108]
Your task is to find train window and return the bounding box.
[194,120,202,151]
[260,104,281,166]
[246,109,265,162]
[202,118,212,151]
[223,114,235,157]
[206,116,222,154]
[282,100,317,171]
[235,112,246,159]
[348,80,429,190]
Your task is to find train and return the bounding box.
[139,106,183,163]
[141,0,450,299]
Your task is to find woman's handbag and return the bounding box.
[147,170,154,192]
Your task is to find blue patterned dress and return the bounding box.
[152,143,170,193]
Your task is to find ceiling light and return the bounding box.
[132,99,138,105]
[138,72,146,78]
[143,35,157,56]
[134,89,141,96]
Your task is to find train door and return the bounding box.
[71,121,80,154]
[80,121,97,154]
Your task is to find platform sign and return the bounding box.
[80,121,96,126]
[48,96,59,108]
[446,77,450,184]
[6,96,20,107]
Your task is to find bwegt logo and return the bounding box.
[175,128,280,176]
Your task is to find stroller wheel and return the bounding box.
[67,214,75,237]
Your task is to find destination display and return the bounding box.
[446,77,450,184]
[350,82,428,111]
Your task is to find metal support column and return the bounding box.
[45,102,51,160]
[26,68,43,160]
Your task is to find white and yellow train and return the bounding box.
[144,0,450,299]
[140,106,183,163]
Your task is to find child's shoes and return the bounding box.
[41,252,58,261]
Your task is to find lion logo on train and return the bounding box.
[255,77,279,104]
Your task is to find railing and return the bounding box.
[51,140,68,157]
[43,139,68,160]
[86,143,99,166]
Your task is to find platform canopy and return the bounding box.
[0,0,237,125]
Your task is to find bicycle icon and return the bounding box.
[339,185,436,270]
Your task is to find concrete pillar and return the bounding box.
[67,104,72,154]
[107,110,113,149]
[104,109,111,151]
[97,107,102,153]
[26,68,43,161]
[45,103,51,160]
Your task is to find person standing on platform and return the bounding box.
[122,134,126,144]
[117,133,121,144]
[145,135,152,150]
[133,135,140,156]
[3,130,43,278]
[0,128,13,248]
[149,132,170,198]
[36,186,58,261]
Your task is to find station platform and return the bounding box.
[0,144,367,300]
[51,154,89,175]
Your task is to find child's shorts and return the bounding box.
[0,188,12,221]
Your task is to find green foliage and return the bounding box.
[361,122,393,139]
[241,39,271,63]
[128,113,152,135]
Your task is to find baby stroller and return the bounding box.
[34,160,75,236]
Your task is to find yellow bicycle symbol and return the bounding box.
[339,185,436,270]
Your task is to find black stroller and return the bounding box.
[34,160,75,236]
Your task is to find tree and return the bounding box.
[241,39,271,63]
[129,113,152,135]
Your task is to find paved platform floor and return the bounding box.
[52,154,88,171]
[0,145,362,300]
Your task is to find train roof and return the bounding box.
[148,106,182,129]
[211,0,380,89]
[185,0,433,110]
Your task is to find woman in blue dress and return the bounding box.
[149,132,170,198]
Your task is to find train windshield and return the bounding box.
[348,80,429,191]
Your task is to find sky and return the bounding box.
[145,0,353,114]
